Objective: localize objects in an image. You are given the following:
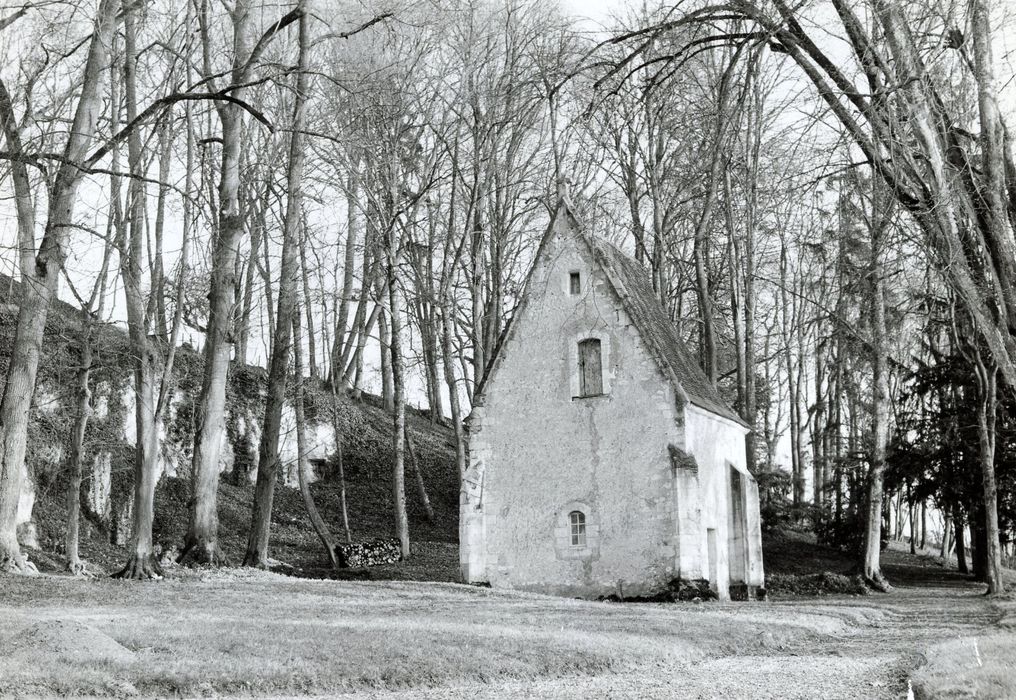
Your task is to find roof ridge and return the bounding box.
[577,228,747,428]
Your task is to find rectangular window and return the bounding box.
[569,511,586,547]
[569,271,581,295]
[578,338,603,396]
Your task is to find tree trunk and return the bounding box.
[0,0,119,574]
[298,220,319,380]
[243,2,310,568]
[388,251,410,559]
[406,433,435,524]
[378,307,394,412]
[862,176,891,591]
[780,236,803,506]
[328,391,352,544]
[181,0,254,566]
[440,306,467,480]
[331,171,360,388]
[914,499,922,552]
[65,318,94,575]
[920,501,927,550]
[940,515,951,562]
[293,308,338,568]
[113,8,164,580]
[812,341,826,507]
[148,118,173,341]
[974,363,1005,593]
[955,508,969,574]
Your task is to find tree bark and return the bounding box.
[112,8,165,580]
[940,515,952,562]
[955,507,969,574]
[298,218,319,380]
[378,306,394,412]
[862,175,891,591]
[65,317,94,575]
[293,308,338,567]
[0,0,119,573]
[328,390,352,544]
[406,433,435,524]
[181,0,254,566]
[973,362,1005,593]
[387,244,410,559]
[243,2,310,567]
[331,171,360,388]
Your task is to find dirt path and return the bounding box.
[353,552,1003,700]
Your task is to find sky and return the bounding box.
[560,0,619,29]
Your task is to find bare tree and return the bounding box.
[182,0,300,565]
[0,1,121,573]
[244,0,311,567]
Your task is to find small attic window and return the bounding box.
[569,271,581,295]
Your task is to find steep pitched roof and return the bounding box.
[476,198,747,428]
[581,234,746,426]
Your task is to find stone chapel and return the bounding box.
[459,198,765,600]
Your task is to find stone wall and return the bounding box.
[684,404,762,599]
[463,216,687,598]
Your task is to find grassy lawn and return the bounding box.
[0,568,840,698]
[910,633,1016,699]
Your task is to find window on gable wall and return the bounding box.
[569,271,581,295]
[569,510,586,547]
[578,338,602,396]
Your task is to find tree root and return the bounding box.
[67,559,98,579]
[240,553,270,569]
[0,551,38,575]
[176,539,228,568]
[112,554,164,580]
[864,570,893,593]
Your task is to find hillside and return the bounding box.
[0,277,460,578]
[26,395,461,579]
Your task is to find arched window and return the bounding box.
[569,510,586,547]
[577,338,602,396]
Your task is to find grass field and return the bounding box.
[0,568,846,698]
[4,545,1014,700]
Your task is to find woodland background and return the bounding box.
[0,0,1014,596]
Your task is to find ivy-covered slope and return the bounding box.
[0,277,460,578]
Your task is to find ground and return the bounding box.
[2,540,1014,699]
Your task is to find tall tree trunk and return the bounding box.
[378,307,394,412]
[779,236,803,506]
[63,227,113,575]
[940,515,952,562]
[298,219,319,380]
[914,499,922,552]
[387,249,410,559]
[973,361,1005,593]
[113,9,165,579]
[181,0,254,566]
[406,433,435,524]
[293,307,338,567]
[148,119,172,340]
[331,171,360,388]
[920,501,927,550]
[0,0,120,574]
[328,390,352,544]
[812,341,826,507]
[955,507,969,574]
[862,177,891,591]
[440,311,467,480]
[243,2,310,567]
[65,316,94,575]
